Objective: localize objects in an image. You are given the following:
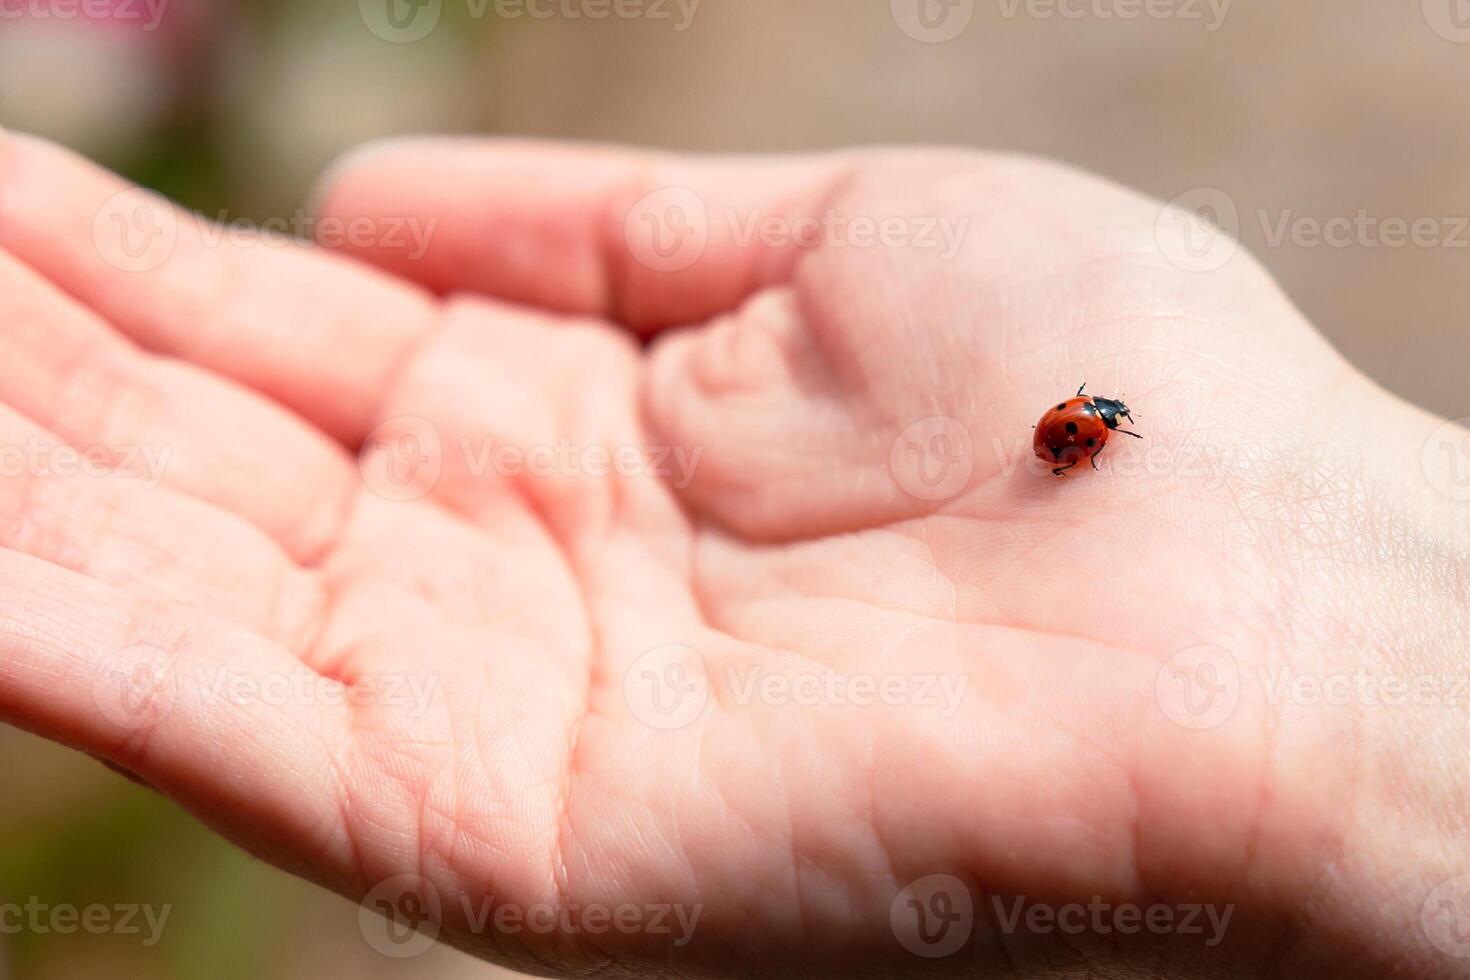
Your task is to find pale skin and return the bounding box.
[0,129,1467,978]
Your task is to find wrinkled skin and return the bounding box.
[0,130,1467,978]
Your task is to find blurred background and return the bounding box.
[0,0,1466,976]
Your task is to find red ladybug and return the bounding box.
[1032,383,1142,476]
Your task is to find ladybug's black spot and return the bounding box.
[1065,421,1079,435]
[1051,446,1064,461]
[1056,403,1067,411]
[1087,437,1097,448]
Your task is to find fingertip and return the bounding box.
[307,135,433,225]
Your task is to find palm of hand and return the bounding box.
[0,134,1457,977]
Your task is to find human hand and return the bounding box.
[0,131,1466,978]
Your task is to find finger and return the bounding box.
[0,128,439,444]
[0,403,324,649]
[0,549,357,884]
[312,137,856,332]
[0,250,356,562]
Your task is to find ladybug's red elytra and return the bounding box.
[1032,383,1143,476]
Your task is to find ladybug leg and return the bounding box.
[1052,461,1080,477]
[1116,429,1143,439]
[1076,382,1087,396]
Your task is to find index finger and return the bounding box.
[312,138,857,332]
[0,128,440,445]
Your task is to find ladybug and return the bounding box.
[1032,383,1142,476]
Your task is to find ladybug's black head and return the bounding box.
[1091,397,1134,429]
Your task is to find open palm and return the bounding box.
[0,133,1465,979]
